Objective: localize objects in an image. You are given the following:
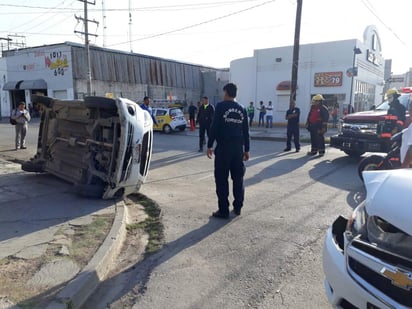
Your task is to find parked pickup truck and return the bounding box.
[22,95,153,199]
[330,93,412,157]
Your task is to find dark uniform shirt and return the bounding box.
[388,100,406,123]
[197,104,215,126]
[188,105,197,120]
[207,101,250,152]
[286,107,300,127]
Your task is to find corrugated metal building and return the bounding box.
[0,42,228,117]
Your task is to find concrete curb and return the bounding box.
[46,201,128,309]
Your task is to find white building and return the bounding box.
[0,42,227,118]
[230,25,386,124]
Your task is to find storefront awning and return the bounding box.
[276,80,298,91]
[20,79,47,90]
[2,80,20,90]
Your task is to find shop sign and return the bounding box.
[366,49,383,66]
[314,72,343,87]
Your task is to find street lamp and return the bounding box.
[349,47,362,111]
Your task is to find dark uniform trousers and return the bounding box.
[286,125,300,150]
[309,124,325,153]
[199,123,211,148]
[214,142,245,216]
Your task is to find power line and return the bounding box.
[360,0,407,47]
[107,0,277,47]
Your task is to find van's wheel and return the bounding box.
[31,95,54,108]
[21,160,45,173]
[344,150,365,157]
[75,184,105,198]
[163,124,172,134]
[84,96,117,111]
[358,155,384,182]
[179,126,186,132]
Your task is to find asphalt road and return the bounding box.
[104,132,366,309]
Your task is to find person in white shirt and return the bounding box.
[11,101,31,150]
[400,103,412,167]
[265,101,273,128]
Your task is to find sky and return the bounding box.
[0,0,411,73]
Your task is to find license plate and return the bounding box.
[367,302,381,309]
[343,142,351,148]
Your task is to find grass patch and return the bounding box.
[70,214,114,267]
[127,194,164,255]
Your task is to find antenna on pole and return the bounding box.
[102,0,107,47]
[128,0,133,52]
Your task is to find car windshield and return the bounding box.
[376,94,410,111]
[170,108,183,117]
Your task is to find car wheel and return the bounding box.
[163,124,172,134]
[21,160,45,173]
[84,96,117,111]
[344,150,365,157]
[179,126,186,132]
[31,95,54,108]
[75,184,105,198]
[358,155,384,182]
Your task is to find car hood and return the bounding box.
[363,170,412,235]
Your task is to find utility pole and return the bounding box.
[75,0,99,96]
[102,0,107,47]
[290,0,303,103]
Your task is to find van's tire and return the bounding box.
[178,126,186,132]
[358,155,384,182]
[344,150,365,157]
[163,124,172,134]
[84,96,117,111]
[31,95,54,108]
[75,184,105,198]
[21,161,45,173]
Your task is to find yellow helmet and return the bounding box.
[386,88,399,97]
[312,94,324,101]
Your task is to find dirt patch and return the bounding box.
[0,214,114,308]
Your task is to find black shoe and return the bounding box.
[283,148,291,152]
[232,208,241,216]
[21,146,27,149]
[318,152,325,157]
[212,211,229,219]
[198,148,203,152]
[307,151,317,156]
[295,149,300,152]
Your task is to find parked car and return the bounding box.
[22,95,153,199]
[323,169,412,309]
[152,107,187,133]
[330,90,412,157]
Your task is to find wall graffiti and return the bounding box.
[45,51,69,76]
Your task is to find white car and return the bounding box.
[323,169,412,309]
[22,95,153,199]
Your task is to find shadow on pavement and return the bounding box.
[91,216,232,306]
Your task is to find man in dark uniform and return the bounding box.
[306,94,329,157]
[207,83,250,219]
[284,100,300,152]
[387,88,406,125]
[197,96,214,152]
[188,102,198,131]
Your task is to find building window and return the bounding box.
[354,80,375,111]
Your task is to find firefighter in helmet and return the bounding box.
[306,94,329,157]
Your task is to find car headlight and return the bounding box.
[346,202,368,240]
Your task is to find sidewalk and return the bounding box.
[0,120,130,309]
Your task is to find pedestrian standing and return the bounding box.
[265,101,273,128]
[207,83,250,219]
[258,101,266,127]
[11,102,31,150]
[140,96,158,125]
[306,94,329,157]
[347,102,355,114]
[332,103,339,128]
[188,102,198,131]
[247,102,255,127]
[197,96,214,152]
[284,100,300,152]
